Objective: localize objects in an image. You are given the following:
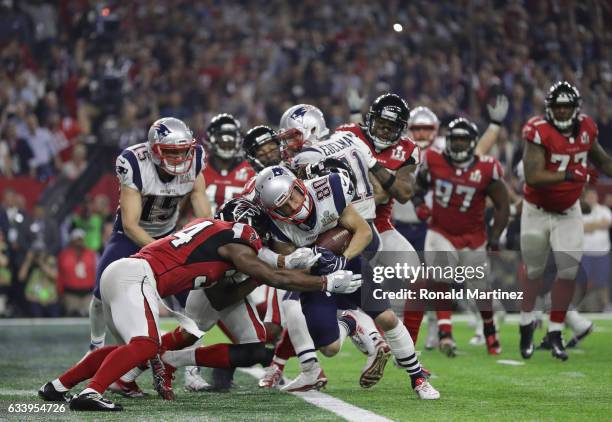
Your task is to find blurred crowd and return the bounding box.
[0,0,611,316]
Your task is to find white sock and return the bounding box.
[383,321,421,377]
[565,310,590,334]
[520,311,535,326]
[51,379,67,392]
[120,366,143,383]
[162,349,196,368]
[548,322,564,332]
[337,321,350,348]
[79,387,99,396]
[89,296,106,347]
[283,299,317,369]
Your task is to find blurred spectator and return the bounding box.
[579,189,612,312]
[0,121,33,176]
[57,228,96,317]
[62,142,87,180]
[0,230,11,316]
[23,113,59,181]
[72,194,108,253]
[29,204,61,256]
[17,246,60,317]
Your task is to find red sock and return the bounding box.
[160,326,198,351]
[550,278,576,324]
[436,310,452,335]
[273,328,296,369]
[194,344,231,368]
[59,346,119,389]
[480,310,495,335]
[87,337,158,393]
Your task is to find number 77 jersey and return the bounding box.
[423,147,503,249]
[522,114,597,212]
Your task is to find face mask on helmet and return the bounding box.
[278,128,306,167]
[243,126,281,171]
[545,82,581,132]
[207,120,241,160]
[408,106,439,149]
[366,94,409,151]
[148,118,196,175]
[216,198,271,243]
[255,166,314,225]
[444,118,478,164]
[279,104,329,145]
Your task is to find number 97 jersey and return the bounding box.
[423,147,503,249]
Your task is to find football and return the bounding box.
[315,227,352,255]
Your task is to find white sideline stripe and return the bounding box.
[0,389,36,396]
[239,367,394,422]
[496,359,525,366]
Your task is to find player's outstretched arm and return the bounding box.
[206,278,259,311]
[485,179,510,249]
[120,185,156,247]
[522,142,566,187]
[475,94,509,156]
[588,139,612,177]
[190,173,213,218]
[369,171,391,205]
[338,204,372,260]
[370,163,417,203]
[218,243,360,293]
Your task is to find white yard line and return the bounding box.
[240,367,394,422]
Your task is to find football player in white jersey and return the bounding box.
[256,166,440,399]
[88,117,211,397]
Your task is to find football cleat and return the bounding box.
[150,354,176,400]
[258,364,284,389]
[566,323,593,348]
[469,333,485,346]
[414,377,440,400]
[548,331,568,361]
[70,391,123,411]
[360,341,392,388]
[38,382,74,402]
[485,334,502,355]
[282,363,327,392]
[519,322,535,359]
[184,366,210,392]
[537,332,552,350]
[108,378,147,398]
[438,332,457,358]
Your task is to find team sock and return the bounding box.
[383,321,423,388]
[88,296,106,349]
[283,299,317,368]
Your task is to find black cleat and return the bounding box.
[438,332,457,358]
[69,391,123,411]
[537,332,552,350]
[566,323,593,348]
[38,382,74,402]
[519,322,535,359]
[548,331,568,361]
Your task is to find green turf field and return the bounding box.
[0,318,611,421]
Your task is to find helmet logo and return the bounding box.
[381,108,399,120]
[290,106,308,122]
[154,123,171,138]
[272,167,284,176]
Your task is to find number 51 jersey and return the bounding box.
[114,142,206,237]
[423,147,503,249]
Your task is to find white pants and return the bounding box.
[424,230,489,289]
[520,200,583,280]
[100,258,160,344]
[185,289,266,344]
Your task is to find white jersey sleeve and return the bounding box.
[115,150,142,191]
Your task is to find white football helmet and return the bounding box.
[408,106,439,149]
[279,104,329,144]
[255,166,313,224]
[147,117,196,175]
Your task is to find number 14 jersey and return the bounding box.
[423,147,503,249]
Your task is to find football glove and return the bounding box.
[310,246,348,275]
[322,270,362,294]
[565,167,598,185]
[487,94,509,125]
[284,247,321,270]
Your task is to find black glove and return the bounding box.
[310,246,348,275]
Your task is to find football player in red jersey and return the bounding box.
[417,117,510,355]
[38,207,361,411]
[519,81,612,361]
[204,114,255,215]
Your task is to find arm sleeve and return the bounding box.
[115,151,142,191]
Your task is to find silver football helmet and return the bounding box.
[279,104,329,144]
[408,106,439,149]
[255,166,313,224]
[147,117,196,175]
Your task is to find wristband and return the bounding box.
[381,174,396,191]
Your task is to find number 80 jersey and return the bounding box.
[114,142,206,237]
[423,147,503,249]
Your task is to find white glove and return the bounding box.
[347,88,365,114]
[285,247,321,270]
[487,94,509,124]
[322,270,362,294]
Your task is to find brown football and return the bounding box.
[315,227,352,255]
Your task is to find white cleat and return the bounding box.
[184,366,210,392]
[282,362,327,392]
[469,333,485,346]
[360,341,391,388]
[258,364,284,388]
[414,378,440,400]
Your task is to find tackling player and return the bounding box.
[519,81,612,361]
[39,212,361,411]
